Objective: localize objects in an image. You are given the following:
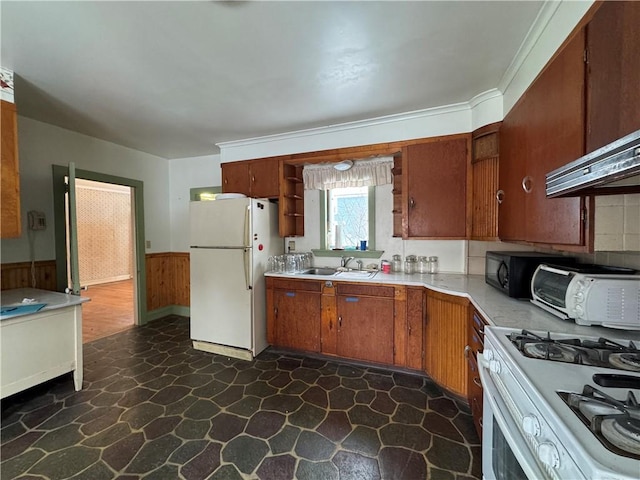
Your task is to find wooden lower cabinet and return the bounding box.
[425,290,470,398]
[267,278,322,353]
[467,309,488,438]
[335,283,395,365]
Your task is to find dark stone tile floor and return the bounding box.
[1,316,481,479]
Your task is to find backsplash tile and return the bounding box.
[595,193,640,252]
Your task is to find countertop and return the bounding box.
[1,288,89,321]
[266,271,640,342]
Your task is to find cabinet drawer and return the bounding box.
[336,283,395,298]
[271,278,322,293]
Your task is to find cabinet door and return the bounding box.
[274,289,321,352]
[403,137,469,238]
[1,100,21,238]
[249,159,279,198]
[525,30,586,245]
[471,124,500,240]
[406,287,424,371]
[498,102,530,240]
[336,295,394,365]
[424,290,469,397]
[498,100,528,242]
[221,162,250,195]
[586,1,640,153]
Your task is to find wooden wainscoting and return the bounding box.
[145,252,190,311]
[0,260,57,291]
[1,254,190,312]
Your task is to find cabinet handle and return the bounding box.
[479,418,483,428]
[464,345,471,358]
[409,197,416,209]
[408,325,412,335]
[522,176,533,193]
[473,377,482,388]
[338,315,342,327]
[274,307,278,319]
[252,175,256,182]
[496,189,504,204]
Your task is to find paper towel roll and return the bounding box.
[334,224,342,249]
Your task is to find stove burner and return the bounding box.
[559,385,640,459]
[598,417,640,456]
[510,330,640,370]
[609,353,640,372]
[524,342,582,362]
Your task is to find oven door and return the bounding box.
[479,361,547,480]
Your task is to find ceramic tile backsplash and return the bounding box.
[595,193,640,251]
[467,240,536,275]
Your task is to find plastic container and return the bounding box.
[381,260,391,274]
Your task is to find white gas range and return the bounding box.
[479,326,640,480]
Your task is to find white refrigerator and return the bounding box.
[189,198,282,360]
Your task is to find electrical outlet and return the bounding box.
[146,240,151,249]
[288,241,295,251]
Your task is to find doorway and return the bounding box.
[74,179,135,342]
[52,165,147,342]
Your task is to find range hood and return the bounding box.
[546,129,640,198]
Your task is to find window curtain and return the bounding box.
[302,156,394,190]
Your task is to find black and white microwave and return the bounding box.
[485,251,576,299]
[531,263,640,329]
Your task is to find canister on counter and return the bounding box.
[381,260,391,273]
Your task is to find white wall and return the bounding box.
[168,154,222,252]
[0,117,170,263]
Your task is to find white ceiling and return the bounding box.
[1,1,544,159]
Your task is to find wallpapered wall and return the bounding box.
[77,179,133,285]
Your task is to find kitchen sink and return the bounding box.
[302,267,338,275]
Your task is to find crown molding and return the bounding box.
[216,101,471,150]
[468,88,502,109]
[497,0,562,95]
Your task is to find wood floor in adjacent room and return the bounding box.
[81,279,134,343]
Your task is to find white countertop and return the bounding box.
[1,288,89,321]
[266,271,640,342]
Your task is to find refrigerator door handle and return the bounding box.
[243,247,252,290]
[244,206,251,248]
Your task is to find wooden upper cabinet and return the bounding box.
[1,100,21,239]
[499,30,587,247]
[524,29,586,246]
[221,161,250,196]
[402,135,470,238]
[471,123,500,240]
[249,158,279,198]
[586,1,640,153]
[221,158,279,198]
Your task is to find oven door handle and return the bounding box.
[478,355,550,480]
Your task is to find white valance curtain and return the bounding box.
[302,156,394,190]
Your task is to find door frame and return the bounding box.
[52,165,147,325]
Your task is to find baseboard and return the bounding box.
[145,305,190,323]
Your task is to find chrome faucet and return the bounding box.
[356,260,363,271]
[341,256,355,268]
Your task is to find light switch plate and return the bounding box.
[288,241,295,251]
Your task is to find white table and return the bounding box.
[1,288,88,398]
